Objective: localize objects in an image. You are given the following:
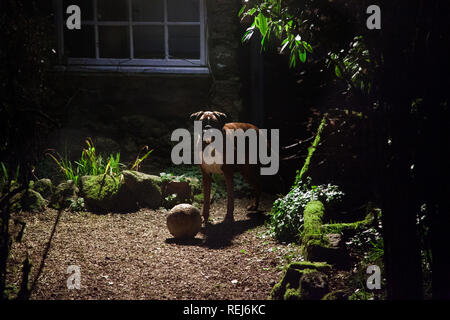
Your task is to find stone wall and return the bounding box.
[50,0,245,171]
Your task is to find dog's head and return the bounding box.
[190,111,228,132]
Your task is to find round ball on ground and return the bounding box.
[166,203,202,239]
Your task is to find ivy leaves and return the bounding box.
[239,2,313,67]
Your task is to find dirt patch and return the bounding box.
[6,196,297,300]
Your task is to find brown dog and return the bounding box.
[190,111,261,224]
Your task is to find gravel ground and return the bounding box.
[6,196,299,300]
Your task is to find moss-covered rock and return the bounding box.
[321,213,373,235]
[122,170,162,208]
[302,200,325,235]
[80,174,137,212]
[289,261,332,273]
[10,189,46,212]
[299,270,329,300]
[270,261,332,300]
[283,285,302,300]
[32,178,53,200]
[50,180,79,210]
[299,201,352,266]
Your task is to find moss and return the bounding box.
[32,178,53,200]
[289,261,332,273]
[81,175,120,200]
[321,213,373,234]
[302,200,325,235]
[270,279,283,299]
[270,267,303,300]
[50,180,79,210]
[80,175,137,212]
[270,260,332,300]
[10,189,46,212]
[122,170,162,208]
[283,286,302,300]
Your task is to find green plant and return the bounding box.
[160,172,188,183]
[239,0,314,68]
[131,146,153,172]
[48,139,125,186]
[270,177,344,242]
[327,36,374,95]
[69,197,85,212]
[0,162,20,189]
[161,165,251,200]
[269,113,341,242]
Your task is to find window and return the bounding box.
[55,0,208,73]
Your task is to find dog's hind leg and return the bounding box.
[239,164,261,211]
[223,166,235,223]
[201,169,212,225]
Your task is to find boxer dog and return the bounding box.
[190,111,261,224]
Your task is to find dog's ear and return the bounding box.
[190,111,204,121]
[213,112,228,125]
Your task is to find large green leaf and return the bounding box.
[257,12,268,37]
[335,65,342,77]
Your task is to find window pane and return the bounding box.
[98,26,130,58]
[132,0,164,22]
[97,0,128,21]
[64,25,95,58]
[133,26,165,59]
[167,0,199,22]
[63,0,93,21]
[169,26,200,59]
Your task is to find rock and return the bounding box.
[80,175,137,212]
[50,180,79,210]
[162,181,192,208]
[166,203,202,239]
[10,189,46,212]
[326,233,342,248]
[122,170,162,208]
[32,178,53,200]
[299,271,329,300]
[270,261,332,300]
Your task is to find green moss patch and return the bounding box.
[270,261,332,300]
[80,174,137,212]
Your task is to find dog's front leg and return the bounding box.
[202,169,212,225]
[223,166,235,223]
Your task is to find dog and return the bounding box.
[190,110,261,224]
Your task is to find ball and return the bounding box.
[166,203,202,239]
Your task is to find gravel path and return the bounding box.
[7,196,298,300]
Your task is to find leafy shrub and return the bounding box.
[69,197,85,212]
[161,165,251,200]
[160,172,189,183]
[269,177,344,242]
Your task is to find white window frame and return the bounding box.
[54,0,208,74]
